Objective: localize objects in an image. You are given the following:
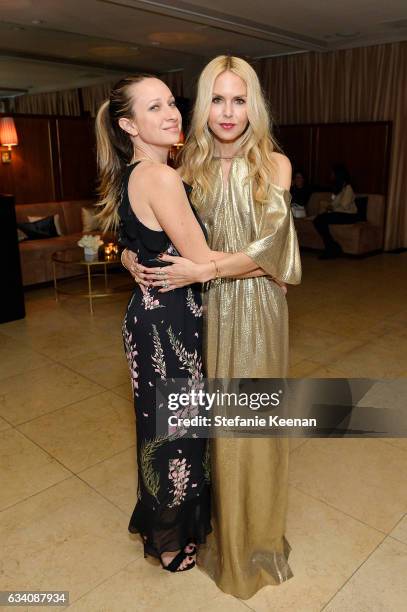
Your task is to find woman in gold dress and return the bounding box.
[123,56,301,599]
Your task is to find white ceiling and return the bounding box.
[0,0,406,96]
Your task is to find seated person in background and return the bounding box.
[290,169,312,217]
[313,163,358,259]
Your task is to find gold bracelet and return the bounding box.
[210,259,220,280]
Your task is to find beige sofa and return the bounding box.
[16,200,114,286]
[294,192,385,255]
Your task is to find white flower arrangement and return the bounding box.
[77,234,103,251]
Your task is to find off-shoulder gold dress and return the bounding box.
[195,157,302,599]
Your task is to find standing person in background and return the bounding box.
[124,55,302,599]
[313,163,358,259]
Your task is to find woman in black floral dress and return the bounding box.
[119,161,211,563]
[95,76,214,572]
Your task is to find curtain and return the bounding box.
[8,72,182,119]
[160,70,184,97]
[7,80,118,117]
[10,89,81,116]
[7,69,184,118]
[80,80,119,117]
[256,41,407,250]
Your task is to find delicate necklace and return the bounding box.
[213,155,243,160]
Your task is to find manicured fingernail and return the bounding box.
[157,254,163,259]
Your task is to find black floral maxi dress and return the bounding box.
[119,162,211,558]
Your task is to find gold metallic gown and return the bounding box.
[195,157,302,599]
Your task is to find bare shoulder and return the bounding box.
[128,162,185,213]
[270,152,292,190]
[139,162,182,187]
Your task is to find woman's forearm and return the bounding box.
[132,248,271,289]
[197,252,261,283]
[234,268,266,279]
[210,251,266,279]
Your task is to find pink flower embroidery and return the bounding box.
[168,457,191,507]
[142,287,164,310]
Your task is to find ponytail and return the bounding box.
[95,74,154,231]
[95,99,126,231]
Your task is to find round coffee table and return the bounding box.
[52,247,130,314]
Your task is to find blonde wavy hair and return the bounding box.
[180,55,281,207]
[95,74,154,231]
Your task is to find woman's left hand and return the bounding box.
[135,254,202,292]
[269,277,287,295]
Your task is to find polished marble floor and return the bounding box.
[0,251,406,611]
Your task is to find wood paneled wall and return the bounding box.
[0,114,97,204]
[1,117,391,203]
[276,121,392,194]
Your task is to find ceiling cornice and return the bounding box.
[99,0,328,52]
[0,49,138,74]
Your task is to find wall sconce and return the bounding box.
[168,130,184,166]
[0,117,18,163]
[175,129,185,149]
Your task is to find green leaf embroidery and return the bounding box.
[167,326,202,380]
[151,324,167,379]
[203,440,211,483]
[186,288,203,317]
[139,434,170,500]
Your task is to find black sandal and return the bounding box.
[160,549,196,572]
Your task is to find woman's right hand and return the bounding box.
[121,249,148,294]
[272,278,288,295]
[237,268,287,294]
